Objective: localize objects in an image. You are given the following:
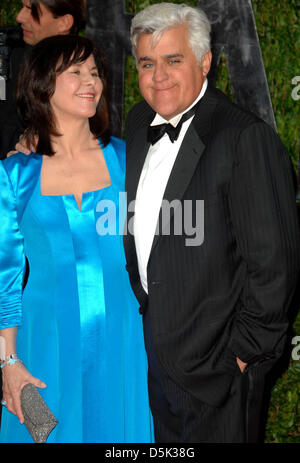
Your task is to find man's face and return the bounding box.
[136,24,211,120]
[16,0,67,45]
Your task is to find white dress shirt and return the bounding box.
[134,79,208,293]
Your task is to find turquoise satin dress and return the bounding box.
[0,137,154,443]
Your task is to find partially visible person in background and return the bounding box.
[0,34,153,443]
[0,0,87,159]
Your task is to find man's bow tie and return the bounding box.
[147,100,201,145]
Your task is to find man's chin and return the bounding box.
[149,103,179,120]
[22,32,36,46]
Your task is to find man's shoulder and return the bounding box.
[11,45,27,60]
[203,86,286,161]
[10,45,28,77]
[207,85,264,132]
[128,98,153,115]
[126,100,154,128]
[125,100,154,147]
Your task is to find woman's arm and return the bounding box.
[1,327,46,424]
[0,161,46,424]
[0,326,17,355]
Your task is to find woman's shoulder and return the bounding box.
[109,136,126,153]
[106,136,126,172]
[2,151,41,173]
[1,152,42,194]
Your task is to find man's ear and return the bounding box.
[57,14,74,34]
[201,50,212,77]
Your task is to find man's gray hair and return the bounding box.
[131,3,211,65]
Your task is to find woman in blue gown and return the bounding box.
[0,35,153,443]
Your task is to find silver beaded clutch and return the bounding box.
[21,384,58,443]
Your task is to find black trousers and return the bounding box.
[143,310,269,443]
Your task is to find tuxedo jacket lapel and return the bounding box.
[124,122,151,279]
[150,125,206,254]
[126,124,151,208]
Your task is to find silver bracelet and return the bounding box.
[0,353,19,362]
[0,354,22,369]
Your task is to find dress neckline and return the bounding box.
[38,139,113,212]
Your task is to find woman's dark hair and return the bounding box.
[16,35,111,156]
[30,0,86,35]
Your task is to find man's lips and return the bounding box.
[154,87,174,91]
[152,86,176,92]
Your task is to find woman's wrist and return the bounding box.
[0,353,22,369]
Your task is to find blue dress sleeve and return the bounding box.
[0,161,25,329]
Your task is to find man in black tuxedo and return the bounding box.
[124,3,300,443]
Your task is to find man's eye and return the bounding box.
[142,63,153,69]
[169,59,181,65]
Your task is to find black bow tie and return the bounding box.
[147,100,201,145]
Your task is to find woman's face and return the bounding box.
[50,54,103,122]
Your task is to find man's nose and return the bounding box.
[152,63,168,82]
[16,7,28,23]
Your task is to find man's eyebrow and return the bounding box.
[138,53,184,62]
[164,53,184,59]
[138,56,153,62]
